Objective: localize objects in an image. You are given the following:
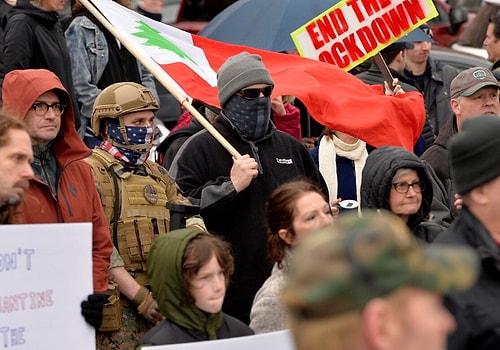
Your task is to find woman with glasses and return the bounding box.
[360,146,446,242]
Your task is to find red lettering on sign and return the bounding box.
[342,33,364,63]
[359,0,386,17]
[332,42,350,68]
[346,0,365,22]
[381,0,425,37]
[403,0,426,23]
[371,17,392,43]
[316,15,337,46]
[306,23,325,50]
[318,50,335,64]
[357,27,377,54]
[328,9,349,36]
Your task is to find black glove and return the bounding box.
[81,293,107,329]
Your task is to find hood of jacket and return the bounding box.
[360,146,433,228]
[2,68,90,165]
[147,227,223,339]
[7,0,58,27]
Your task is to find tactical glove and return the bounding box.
[81,293,107,329]
[132,286,162,324]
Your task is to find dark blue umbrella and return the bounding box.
[198,0,340,52]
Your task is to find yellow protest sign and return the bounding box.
[291,0,438,71]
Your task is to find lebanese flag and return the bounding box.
[85,0,425,151]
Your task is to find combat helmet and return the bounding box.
[92,82,159,138]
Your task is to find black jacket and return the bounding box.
[434,207,500,350]
[404,58,458,135]
[157,120,204,169]
[137,314,253,348]
[420,115,457,220]
[170,116,322,322]
[1,0,80,128]
[0,0,11,78]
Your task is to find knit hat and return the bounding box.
[282,210,478,319]
[449,115,500,194]
[217,52,274,106]
[450,67,499,99]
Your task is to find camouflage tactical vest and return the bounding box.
[86,149,174,273]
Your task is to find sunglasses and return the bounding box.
[238,85,273,99]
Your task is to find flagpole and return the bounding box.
[78,0,241,158]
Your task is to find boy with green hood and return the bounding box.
[137,227,253,347]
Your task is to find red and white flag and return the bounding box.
[86,0,426,151]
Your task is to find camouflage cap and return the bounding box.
[282,210,479,319]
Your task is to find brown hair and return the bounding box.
[490,13,500,40]
[0,112,29,148]
[266,180,327,268]
[182,234,234,304]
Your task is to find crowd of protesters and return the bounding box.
[1,0,500,349]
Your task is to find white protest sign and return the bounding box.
[291,0,438,70]
[0,223,95,349]
[143,329,295,350]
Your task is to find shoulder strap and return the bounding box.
[86,150,123,250]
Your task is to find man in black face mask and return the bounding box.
[170,52,323,324]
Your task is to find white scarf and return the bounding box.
[318,135,368,206]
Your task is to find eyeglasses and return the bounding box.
[31,102,65,116]
[391,181,424,194]
[237,85,273,99]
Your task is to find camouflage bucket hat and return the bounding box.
[282,210,479,319]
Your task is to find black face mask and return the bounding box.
[223,95,271,141]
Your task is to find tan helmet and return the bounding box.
[91,82,159,136]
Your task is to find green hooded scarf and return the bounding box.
[147,227,224,339]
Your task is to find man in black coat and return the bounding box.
[170,52,323,324]
[434,115,500,350]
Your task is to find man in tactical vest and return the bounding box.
[86,82,201,349]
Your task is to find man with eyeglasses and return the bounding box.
[170,52,322,324]
[1,68,113,330]
[434,115,500,350]
[361,146,447,243]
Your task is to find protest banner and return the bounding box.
[79,0,426,151]
[0,223,94,350]
[142,329,295,350]
[291,0,438,70]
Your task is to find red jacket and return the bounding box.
[273,103,302,141]
[2,69,112,292]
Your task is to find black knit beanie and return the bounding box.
[449,115,500,194]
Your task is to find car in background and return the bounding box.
[451,0,500,59]
[429,0,472,46]
[430,45,490,70]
